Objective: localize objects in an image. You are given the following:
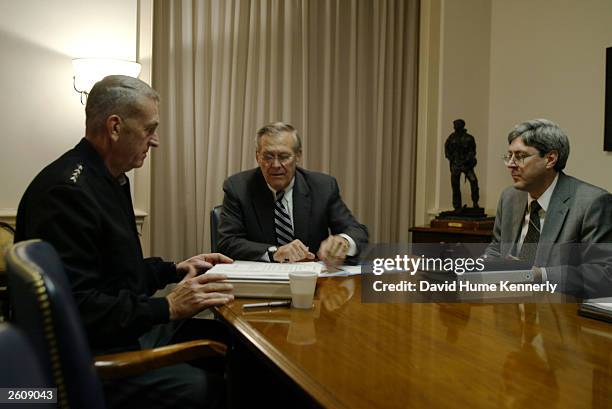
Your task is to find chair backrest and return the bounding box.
[210,205,223,252]
[6,240,106,409]
[0,323,50,388]
[0,222,15,319]
[0,221,15,272]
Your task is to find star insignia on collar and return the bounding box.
[69,164,84,183]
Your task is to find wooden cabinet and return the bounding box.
[409,225,492,244]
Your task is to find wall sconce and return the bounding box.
[72,58,142,104]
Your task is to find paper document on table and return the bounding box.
[582,298,612,312]
[579,297,612,323]
[209,260,322,281]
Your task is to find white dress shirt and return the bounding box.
[515,174,559,281]
[261,177,357,261]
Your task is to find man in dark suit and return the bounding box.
[218,122,368,265]
[485,119,612,297]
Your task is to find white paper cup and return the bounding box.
[289,271,318,309]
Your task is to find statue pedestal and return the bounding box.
[438,206,485,218]
[433,207,494,230]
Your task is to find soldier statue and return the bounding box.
[444,119,480,211]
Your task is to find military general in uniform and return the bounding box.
[15,75,233,409]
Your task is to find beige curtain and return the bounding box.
[151,0,419,260]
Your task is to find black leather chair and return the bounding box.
[6,240,227,409]
[0,323,50,388]
[210,205,223,252]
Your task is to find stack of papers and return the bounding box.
[210,261,323,281]
[208,261,360,298]
[579,298,612,323]
[209,261,321,298]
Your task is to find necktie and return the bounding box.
[274,190,294,246]
[519,201,542,264]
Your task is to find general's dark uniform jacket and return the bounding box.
[218,167,369,261]
[15,139,177,354]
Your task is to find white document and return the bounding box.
[209,260,322,281]
[582,297,612,312]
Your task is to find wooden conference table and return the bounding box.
[215,276,612,408]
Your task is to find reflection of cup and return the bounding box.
[286,309,317,345]
[289,271,318,309]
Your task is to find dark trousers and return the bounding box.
[102,319,229,409]
[451,168,479,209]
[226,340,320,409]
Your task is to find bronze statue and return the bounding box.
[445,119,480,211]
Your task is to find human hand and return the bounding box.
[317,235,349,267]
[176,253,233,280]
[167,272,234,320]
[318,278,354,312]
[273,239,315,263]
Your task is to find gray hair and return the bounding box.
[507,119,570,171]
[256,122,302,153]
[85,75,159,134]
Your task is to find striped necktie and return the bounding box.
[518,201,541,264]
[274,190,294,246]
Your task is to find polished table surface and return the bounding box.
[215,276,612,408]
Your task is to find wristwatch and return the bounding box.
[268,246,278,263]
[267,246,278,262]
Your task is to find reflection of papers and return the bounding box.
[319,264,361,277]
[210,260,322,280]
[581,326,612,340]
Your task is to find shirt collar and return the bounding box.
[266,177,295,199]
[528,173,559,212]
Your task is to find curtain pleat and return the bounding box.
[151,0,419,260]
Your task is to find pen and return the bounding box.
[242,300,292,309]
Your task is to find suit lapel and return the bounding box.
[251,169,276,242]
[292,169,311,244]
[540,173,571,244]
[535,173,571,266]
[506,190,527,256]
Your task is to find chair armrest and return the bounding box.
[94,339,227,380]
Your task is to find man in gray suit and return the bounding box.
[218,122,368,265]
[485,119,612,297]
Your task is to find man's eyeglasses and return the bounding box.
[502,152,538,165]
[260,153,295,165]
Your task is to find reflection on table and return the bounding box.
[215,276,612,409]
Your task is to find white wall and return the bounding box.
[417,0,612,225]
[439,0,491,209]
[416,0,492,224]
[0,0,137,214]
[486,0,612,207]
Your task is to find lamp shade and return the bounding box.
[72,58,142,94]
